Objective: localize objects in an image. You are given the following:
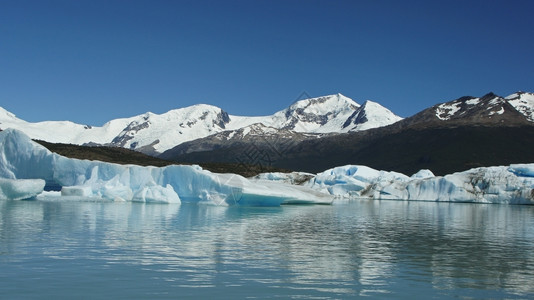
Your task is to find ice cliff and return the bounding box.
[305,165,534,204]
[0,129,331,205]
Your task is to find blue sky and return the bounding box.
[1,0,533,126]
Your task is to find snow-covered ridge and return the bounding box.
[435,94,506,121]
[0,94,402,153]
[433,92,534,122]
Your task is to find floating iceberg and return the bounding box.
[0,178,45,200]
[251,172,315,185]
[304,165,534,204]
[305,165,409,198]
[0,129,332,205]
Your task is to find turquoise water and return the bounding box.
[1,199,533,299]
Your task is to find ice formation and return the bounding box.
[304,165,534,204]
[0,129,332,205]
[0,178,45,200]
[1,128,533,205]
[252,172,315,185]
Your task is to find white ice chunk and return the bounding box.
[0,178,45,200]
[411,169,435,179]
[61,185,92,197]
[132,184,180,203]
[307,165,409,198]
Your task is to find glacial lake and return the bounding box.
[1,199,533,299]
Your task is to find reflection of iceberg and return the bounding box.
[0,129,332,205]
[304,165,534,204]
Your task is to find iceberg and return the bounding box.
[251,171,315,185]
[0,178,45,200]
[304,165,534,204]
[0,129,332,205]
[305,165,410,198]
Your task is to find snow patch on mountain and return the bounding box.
[434,93,512,121]
[436,101,463,120]
[507,92,534,122]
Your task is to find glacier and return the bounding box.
[0,129,332,205]
[304,165,534,204]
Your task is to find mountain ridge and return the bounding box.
[3,91,533,177]
[0,94,401,154]
[161,91,534,176]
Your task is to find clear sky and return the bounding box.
[1,0,533,126]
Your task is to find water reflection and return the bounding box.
[1,199,533,298]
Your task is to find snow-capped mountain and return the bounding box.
[159,96,403,158]
[267,94,401,133]
[0,94,401,154]
[161,91,534,175]
[268,94,360,133]
[397,92,534,129]
[4,91,531,158]
[108,104,232,155]
[0,106,136,145]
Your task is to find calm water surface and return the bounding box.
[1,199,533,299]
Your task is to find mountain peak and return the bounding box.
[482,91,497,97]
[479,92,500,102]
[289,93,359,110]
[342,99,403,131]
[360,99,384,108]
[397,92,533,128]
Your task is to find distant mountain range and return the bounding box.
[2,91,534,176]
[160,92,534,175]
[0,93,401,156]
